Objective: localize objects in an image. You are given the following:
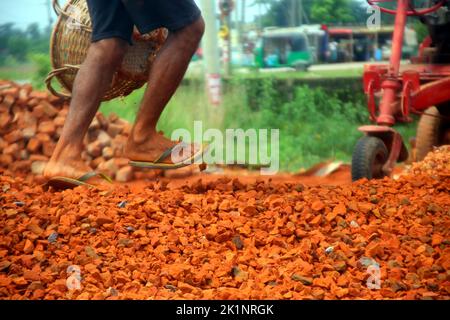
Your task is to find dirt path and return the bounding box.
[125,165,352,193]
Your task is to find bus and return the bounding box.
[254,27,313,70]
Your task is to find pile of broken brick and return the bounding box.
[0,80,159,182]
[0,147,448,300]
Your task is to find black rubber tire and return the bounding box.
[416,106,442,161]
[351,136,389,181]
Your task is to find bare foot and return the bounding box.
[125,132,201,164]
[43,157,93,180]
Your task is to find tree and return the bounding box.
[7,37,29,62]
[0,22,50,65]
[0,23,16,51]
[27,22,50,54]
[26,23,41,41]
[250,0,280,26]
[253,0,370,27]
[310,0,355,24]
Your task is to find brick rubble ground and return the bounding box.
[0,149,449,300]
[0,80,161,182]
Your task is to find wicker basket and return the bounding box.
[46,0,167,101]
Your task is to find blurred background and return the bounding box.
[0,0,429,172]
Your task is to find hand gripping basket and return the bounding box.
[45,0,167,101]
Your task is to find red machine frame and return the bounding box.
[359,0,449,177]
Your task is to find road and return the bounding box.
[309,60,410,72]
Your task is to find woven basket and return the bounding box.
[46,0,167,101]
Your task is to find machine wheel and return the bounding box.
[416,106,444,161]
[352,136,389,181]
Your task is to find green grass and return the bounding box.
[0,64,37,82]
[100,81,417,172]
[100,81,219,132]
[307,68,363,78]
[224,67,363,81]
[101,88,143,123]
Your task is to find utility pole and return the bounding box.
[299,0,303,26]
[219,0,233,77]
[241,0,246,29]
[302,1,309,25]
[224,13,232,77]
[234,1,240,34]
[201,0,222,106]
[258,2,262,30]
[236,0,246,50]
[289,0,297,27]
[240,0,246,52]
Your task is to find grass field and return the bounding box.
[100,80,417,172]
[0,64,37,82]
[185,63,363,80]
[235,69,363,80]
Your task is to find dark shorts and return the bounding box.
[86,0,201,44]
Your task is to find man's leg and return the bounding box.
[44,39,128,178]
[125,17,205,163]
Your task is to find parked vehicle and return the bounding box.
[352,0,450,181]
[254,27,313,70]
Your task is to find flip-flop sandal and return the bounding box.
[129,142,208,170]
[45,172,113,191]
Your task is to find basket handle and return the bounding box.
[52,0,64,16]
[45,65,80,99]
[52,0,93,32]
